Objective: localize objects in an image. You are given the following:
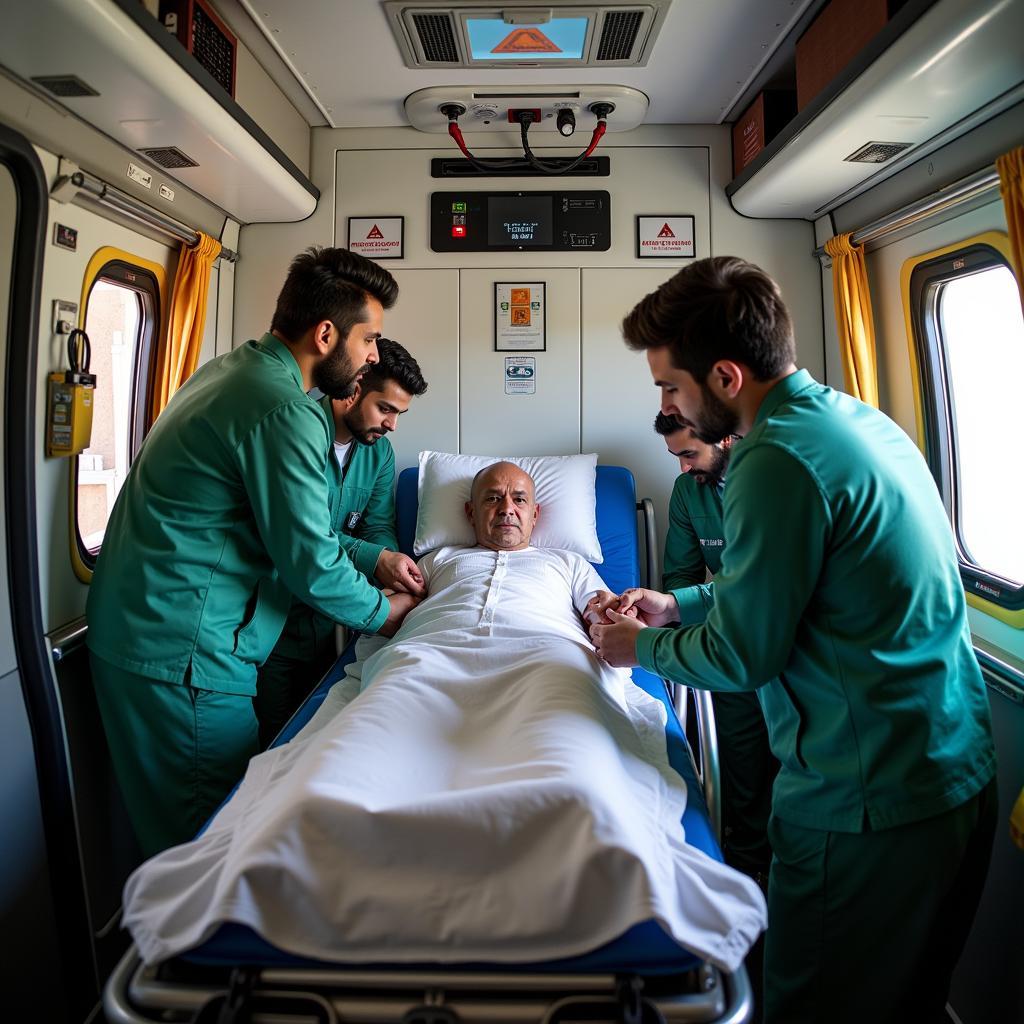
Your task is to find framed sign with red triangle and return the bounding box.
[348,216,405,260]
[635,215,695,259]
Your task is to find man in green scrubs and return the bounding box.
[655,412,777,886]
[590,257,997,1023]
[87,246,420,856]
[254,337,428,746]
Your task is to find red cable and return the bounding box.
[448,121,473,160]
[582,120,607,159]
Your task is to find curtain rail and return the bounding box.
[813,166,1001,260]
[54,169,238,263]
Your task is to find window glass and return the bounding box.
[937,263,1024,583]
[76,279,143,553]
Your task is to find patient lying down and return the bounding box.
[122,463,767,972]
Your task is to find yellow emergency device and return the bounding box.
[46,328,97,458]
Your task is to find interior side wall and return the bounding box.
[31,145,226,632]
[234,124,821,558]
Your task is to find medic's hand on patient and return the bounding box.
[374,548,426,596]
[377,589,420,637]
[589,589,679,668]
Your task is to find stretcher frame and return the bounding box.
[104,466,745,1024]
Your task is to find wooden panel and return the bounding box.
[796,0,890,111]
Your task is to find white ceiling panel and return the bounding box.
[238,0,815,127]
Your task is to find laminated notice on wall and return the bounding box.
[495,282,545,350]
[505,356,536,394]
[347,217,404,259]
[636,216,696,259]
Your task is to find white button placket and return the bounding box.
[480,550,507,632]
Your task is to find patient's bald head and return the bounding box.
[466,462,540,552]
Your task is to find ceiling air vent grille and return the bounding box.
[596,10,644,60]
[139,146,200,169]
[31,74,99,97]
[413,13,460,63]
[844,141,913,164]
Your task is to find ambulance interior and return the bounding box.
[0,0,1022,1020]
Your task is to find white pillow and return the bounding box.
[415,450,602,562]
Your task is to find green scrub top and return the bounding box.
[319,395,399,579]
[662,473,725,587]
[86,334,390,695]
[637,369,996,833]
[270,397,400,657]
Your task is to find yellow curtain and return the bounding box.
[824,232,879,408]
[152,231,222,419]
[996,145,1024,314]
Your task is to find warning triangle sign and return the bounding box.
[657,223,675,238]
[492,28,562,53]
[366,224,385,239]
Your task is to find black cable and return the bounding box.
[517,111,608,175]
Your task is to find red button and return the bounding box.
[451,225,466,238]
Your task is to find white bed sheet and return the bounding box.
[122,546,766,972]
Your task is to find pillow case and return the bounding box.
[414,450,602,562]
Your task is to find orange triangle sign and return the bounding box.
[366,224,385,239]
[657,223,675,238]
[492,28,562,54]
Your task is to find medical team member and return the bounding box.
[591,256,997,1024]
[87,246,420,856]
[654,411,777,887]
[255,337,428,746]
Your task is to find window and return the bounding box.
[75,260,160,564]
[910,240,1024,607]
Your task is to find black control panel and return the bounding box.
[430,190,610,253]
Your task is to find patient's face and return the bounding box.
[465,464,539,551]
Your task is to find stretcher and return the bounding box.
[104,465,748,1024]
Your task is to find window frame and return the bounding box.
[908,238,1024,610]
[72,255,162,575]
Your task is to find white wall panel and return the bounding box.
[581,267,685,566]
[376,268,460,474]
[459,268,581,457]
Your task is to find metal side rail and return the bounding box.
[105,945,753,1024]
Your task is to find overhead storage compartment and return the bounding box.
[727,0,1024,219]
[0,0,317,224]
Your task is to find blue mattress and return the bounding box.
[186,465,721,975]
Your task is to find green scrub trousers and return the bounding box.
[91,653,259,857]
[253,606,338,748]
[764,776,998,1024]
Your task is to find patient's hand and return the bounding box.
[378,591,421,638]
[375,550,426,596]
[614,588,679,628]
[583,590,638,627]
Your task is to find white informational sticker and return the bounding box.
[348,217,404,260]
[504,356,536,395]
[127,162,153,189]
[636,215,696,259]
[159,184,175,202]
[494,282,546,351]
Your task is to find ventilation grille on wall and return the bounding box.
[412,12,460,62]
[596,11,644,61]
[139,146,200,169]
[31,74,99,97]
[844,141,914,164]
[386,2,669,68]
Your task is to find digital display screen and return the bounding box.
[466,17,588,61]
[487,195,553,246]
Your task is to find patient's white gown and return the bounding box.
[122,545,767,971]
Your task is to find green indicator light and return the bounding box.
[452,201,467,212]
